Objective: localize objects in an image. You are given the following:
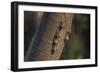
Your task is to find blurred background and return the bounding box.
[61,14,90,59]
[24,11,90,60]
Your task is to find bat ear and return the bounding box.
[60,20,65,28]
[65,32,69,40]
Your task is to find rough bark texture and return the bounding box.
[25,13,73,61]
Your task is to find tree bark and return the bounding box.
[25,12,73,61]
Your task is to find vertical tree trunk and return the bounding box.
[25,12,73,61]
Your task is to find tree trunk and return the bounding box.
[25,12,73,61]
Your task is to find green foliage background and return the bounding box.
[61,14,90,59]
